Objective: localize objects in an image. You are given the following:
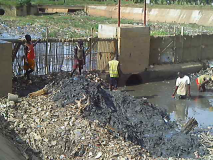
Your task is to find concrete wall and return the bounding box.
[150,34,213,65]
[0,41,12,97]
[0,5,16,16]
[16,5,38,16]
[86,6,213,27]
[143,62,203,81]
[38,5,84,14]
[118,25,150,74]
[98,24,150,85]
[0,5,38,16]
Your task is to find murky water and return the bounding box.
[123,78,213,128]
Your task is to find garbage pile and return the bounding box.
[51,75,207,158]
[190,67,213,88]
[0,95,148,159]
[0,72,209,159]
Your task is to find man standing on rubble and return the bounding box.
[24,35,40,82]
[71,41,85,76]
[196,75,213,92]
[172,72,191,99]
[108,56,119,91]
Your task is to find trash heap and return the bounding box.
[51,75,206,158]
[0,72,209,159]
[190,67,213,88]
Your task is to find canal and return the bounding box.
[123,77,213,128]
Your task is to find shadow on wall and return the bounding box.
[0,9,5,15]
[126,74,143,86]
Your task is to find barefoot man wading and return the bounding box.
[172,72,191,99]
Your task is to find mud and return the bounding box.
[124,76,213,128]
[51,75,207,158]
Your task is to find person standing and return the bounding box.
[108,56,119,91]
[71,41,85,76]
[24,35,40,81]
[196,75,213,92]
[172,72,191,99]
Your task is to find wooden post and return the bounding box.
[181,27,184,36]
[45,28,49,74]
[12,43,21,62]
[181,35,184,63]
[174,26,176,35]
[118,0,121,27]
[144,0,146,26]
[200,33,203,61]
[181,118,198,134]
[90,28,93,71]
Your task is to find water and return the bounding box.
[123,78,213,128]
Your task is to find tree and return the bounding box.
[18,0,31,6]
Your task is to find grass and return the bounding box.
[151,31,170,36]
[1,0,213,10]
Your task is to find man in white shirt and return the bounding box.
[172,72,191,99]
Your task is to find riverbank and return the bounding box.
[2,0,213,10]
[1,11,213,40]
[0,71,213,159]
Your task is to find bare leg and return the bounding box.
[70,68,76,77]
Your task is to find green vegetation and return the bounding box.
[2,11,213,38]
[0,0,119,7]
[0,0,31,6]
[1,0,213,9]
[151,30,170,36]
[0,12,138,38]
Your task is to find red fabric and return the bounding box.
[73,59,83,69]
[27,43,35,60]
[196,78,199,85]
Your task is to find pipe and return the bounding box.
[0,9,5,15]
[144,0,146,26]
[118,0,121,27]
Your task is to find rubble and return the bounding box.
[0,71,212,159]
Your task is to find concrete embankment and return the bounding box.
[86,5,213,26]
[0,134,25,160]
[120,62,203,86]
[144,62,203,80]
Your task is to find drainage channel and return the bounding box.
[123,78,213,128]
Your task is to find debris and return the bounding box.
[8,93,18,102]
[181,118,198,134]
[95,152,102,159]
[28,88,48,98]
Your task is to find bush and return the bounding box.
[18,0,31,6]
